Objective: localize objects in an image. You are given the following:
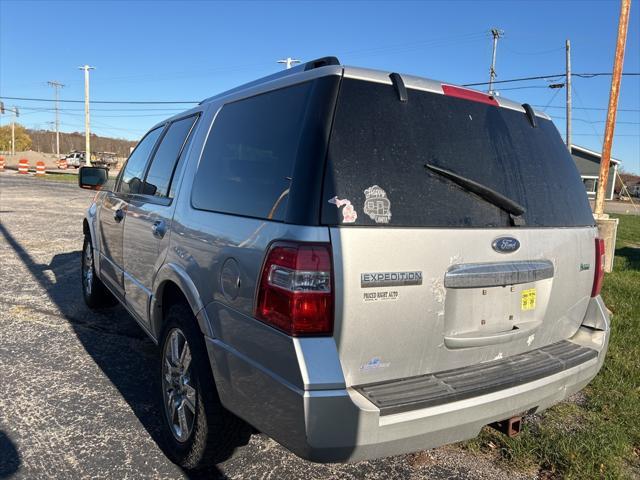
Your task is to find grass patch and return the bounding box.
[464,214,640,479]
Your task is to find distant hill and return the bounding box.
[27,129,137,158]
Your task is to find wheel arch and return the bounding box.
[151,263,211,340]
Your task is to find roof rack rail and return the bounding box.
[200,56,341,105]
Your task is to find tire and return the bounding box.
[159,303,247,471]
[81,235,117,309]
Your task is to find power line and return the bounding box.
[495,85,555,91]
[2,71,638,106]
[463,72,640,87]
[533,105,640,112]
[572,133,639,136]
[541,87,562,112]
[550,116,640,125]
[502,44,565,56]
[0,96,199,105]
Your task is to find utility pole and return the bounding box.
[277,57,300,69]
[488,28,504,95]
[595,0,631,217]
[78,65,95,166]
[9,107,19,156]
[47,80,65,158]
[565,40,572,151]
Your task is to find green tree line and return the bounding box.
[0,124,137,157]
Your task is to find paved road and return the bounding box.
[0,173,529,480]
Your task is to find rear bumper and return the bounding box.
[205,296,610,463]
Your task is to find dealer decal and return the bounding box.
[363,290,399,302]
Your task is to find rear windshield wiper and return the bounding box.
[424,163,526,226]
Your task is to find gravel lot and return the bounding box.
[0,173,532,480]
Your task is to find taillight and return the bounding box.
[591,238,605,297]
[442,84,499,106]
[255,242,333,336]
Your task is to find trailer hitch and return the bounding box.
[489,415,522,437]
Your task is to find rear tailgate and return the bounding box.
[331,226,597,386]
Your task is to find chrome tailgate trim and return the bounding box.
[444,260,554,288]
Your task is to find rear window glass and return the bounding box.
[322,79,595,228]
[191,82,312,221]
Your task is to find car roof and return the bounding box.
[152,56,550,131]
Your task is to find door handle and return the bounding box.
[114,209,125,223]
[152,220,167,239]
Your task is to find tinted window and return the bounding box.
[191,82,312,220]
[119,127,163,195]
[144,115,198,198]
[322,79,595,227]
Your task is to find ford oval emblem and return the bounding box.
[492,237,520,254]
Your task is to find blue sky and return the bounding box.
[1,0,638,173]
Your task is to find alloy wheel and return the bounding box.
[162,328,196,443]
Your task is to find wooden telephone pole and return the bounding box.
[594,0,631,216]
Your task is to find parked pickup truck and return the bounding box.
[64,151,84,168]
[64,151,119,169]
[76,56,610,471]
[93,151,119,170]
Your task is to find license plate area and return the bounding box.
[443,285,537,338]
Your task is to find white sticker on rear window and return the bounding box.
[328,196,357,223]
[363,185,391,223]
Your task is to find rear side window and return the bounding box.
[119,126,163,195]
[322,79,595,228]
[144,115,198,198]
[191,82,312,221]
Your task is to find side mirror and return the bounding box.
[79,166,109,190]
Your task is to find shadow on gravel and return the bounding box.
[0,222,229,479]
[0,430,20,478]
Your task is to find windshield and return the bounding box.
[321,78,595,228]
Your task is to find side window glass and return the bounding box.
[191,82,312,220]
[119,126,163,194]
[143,115,198,198]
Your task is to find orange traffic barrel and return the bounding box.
[0,156,4,172]
[18,158,29,174]
[36,161,46,176]
[58,158,68,170]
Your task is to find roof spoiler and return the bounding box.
[200,56,341,105]
[304,56,340,71]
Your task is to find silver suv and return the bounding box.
[78,57,610,471]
